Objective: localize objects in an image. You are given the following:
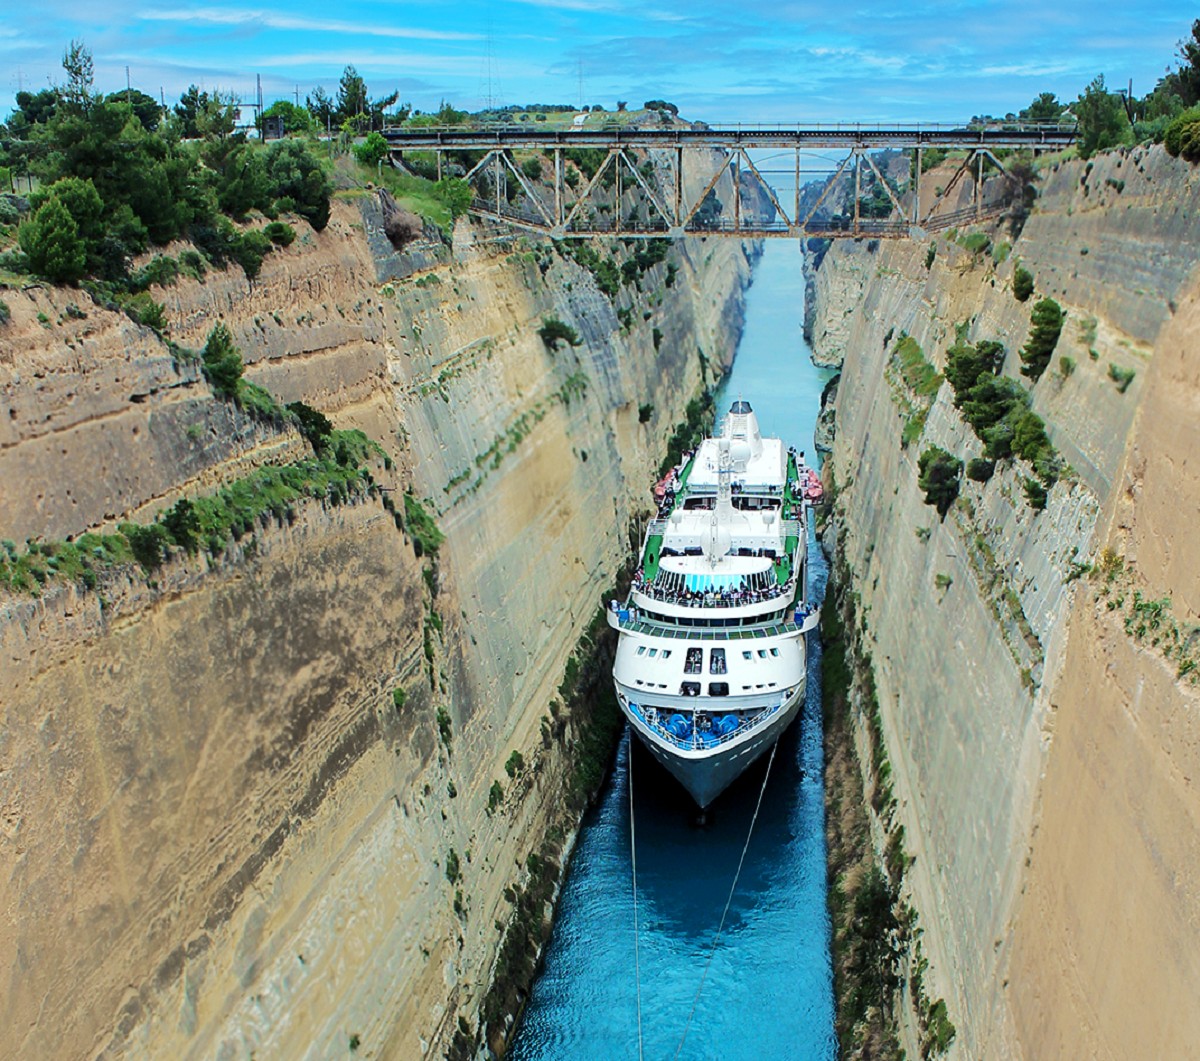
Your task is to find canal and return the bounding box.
[508,241,837,1061]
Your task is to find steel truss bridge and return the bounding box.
[383,123,1076,240]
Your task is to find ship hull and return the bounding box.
[618,677,806,808]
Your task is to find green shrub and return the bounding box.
[434,178,472,220]
[445,849,461,884]
[264,139,333,230]
[353,131,390,167]
[538,316,581,350]
[924,244,935,270]
[19,196,87,282]
[521,157,542,181]
[123,291,168,332]
[966,457,995,482]
[131,255,180,291]
[287,400,334,452]
[638,403,654,423]
[392,687,407,712]
[263,220,296,246]
[1019,298,1064,381]
[917,446,963,518]
[0,299,9,324]
[1012,264,1034,302]
[505,750,525,778]
[1058,355,1076,378]
[436,705,453,745]
[201,323,244,398]
[487,780,504,814]
[924,999,957,1056]
[179,249,207,280]
[404,492,445,557]
[1108,363,1136,393]
[161,497,202,553]
[945,339,1004,404]
[1163,107,1200,162]
[1023,476,1048,511]
[121,521,172,570]
[231,228,273,281]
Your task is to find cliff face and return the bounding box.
[0,196,753,1059]
[810,145,1200,1058]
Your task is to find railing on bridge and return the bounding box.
[382,121,1075,240]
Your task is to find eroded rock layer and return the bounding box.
[0,199,754,1059]
[811,144,1200,1058]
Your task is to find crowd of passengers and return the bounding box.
[631,569,787,607]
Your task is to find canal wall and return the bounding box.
[810,144,1200,1058]
[0,184,754,1058]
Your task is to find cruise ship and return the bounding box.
[608,400,820,807]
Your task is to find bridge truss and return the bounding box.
[382,124,1076,240]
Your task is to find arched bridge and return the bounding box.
[382,123,1077,240]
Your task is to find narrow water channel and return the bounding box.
[508,241,836,1061]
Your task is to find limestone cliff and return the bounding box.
[811,144,1200,1058]
[0,193,754,1060]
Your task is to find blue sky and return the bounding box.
[2,2,1195,124]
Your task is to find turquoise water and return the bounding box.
[508,242,836,1061]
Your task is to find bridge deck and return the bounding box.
[383,123,1076,152]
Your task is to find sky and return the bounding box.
[1,2,1196,125]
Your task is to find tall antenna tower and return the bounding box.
[577,59,584,110]
[479,10,502,111]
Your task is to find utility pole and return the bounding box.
[257,73,264,139]
[126,66,131,105]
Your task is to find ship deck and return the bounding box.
[642,450,805,583]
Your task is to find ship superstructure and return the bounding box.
[608,400,818,807]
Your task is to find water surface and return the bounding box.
[509,242,836,1061]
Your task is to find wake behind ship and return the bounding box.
[607,400,820,807]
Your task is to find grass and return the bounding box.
[893,335,942,397]
[369,166,456,231]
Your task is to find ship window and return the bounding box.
[661,650,672,659]
[708,682,730,697]
[710,648,727,674]
[742,651,752,660]
[637,646,646,655]
[681,681,701,696]
[649,648,658,658]
[684,648,703,674]
[770,647,780,657]
[758,650,767,658]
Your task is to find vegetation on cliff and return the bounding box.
[0,327,404,595]
[822,543,956,1060]
[1,44,333,292]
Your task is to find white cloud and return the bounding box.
[138,8,482,41]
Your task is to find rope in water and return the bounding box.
[629,732,645,1061]
[672,737,781,1060]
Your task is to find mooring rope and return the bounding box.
[629,732,646,1061]
[672,737,781,1060]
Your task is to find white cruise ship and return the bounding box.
[607,399,819,807]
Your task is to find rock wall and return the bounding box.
[0,194,754,1059]
[810,144,1200,1058]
